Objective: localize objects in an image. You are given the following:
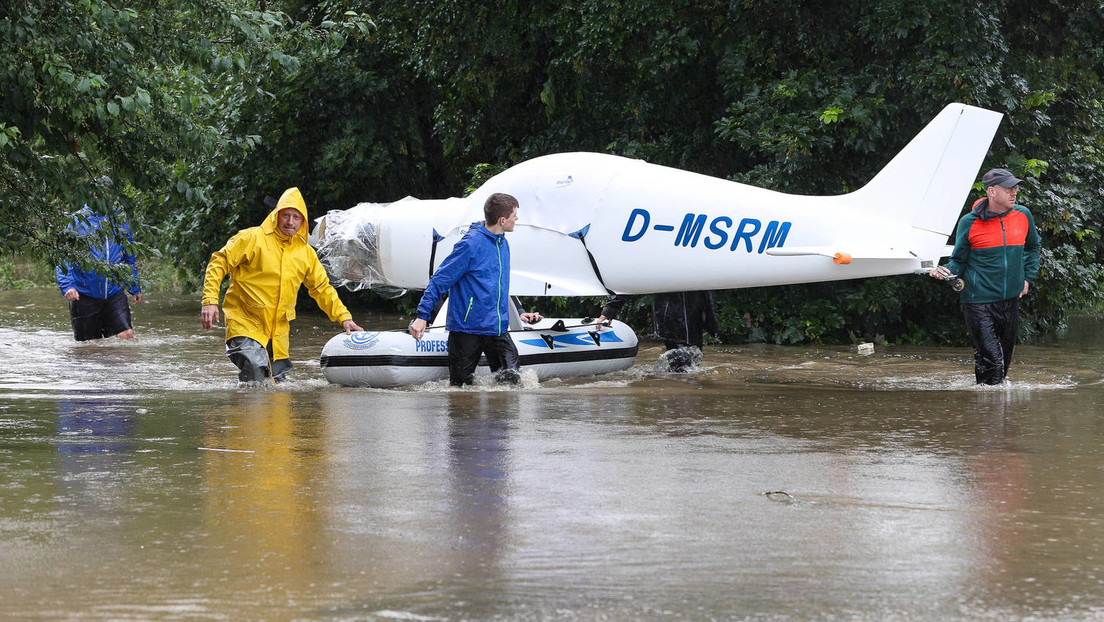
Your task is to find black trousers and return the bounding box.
[962,298,1020,385]
[447,331,520,386]
[69,291,132,341]
[653,291,717,350]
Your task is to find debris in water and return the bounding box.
[657,346,703,373]
[373,611,443,621]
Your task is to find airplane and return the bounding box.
[310,103,1002,297]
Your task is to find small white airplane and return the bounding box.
[312,103,1002,296]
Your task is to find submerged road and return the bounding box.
[1,288,1103,620]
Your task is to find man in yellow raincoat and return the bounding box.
[200,188,362,383]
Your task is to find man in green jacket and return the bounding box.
[929,168,1042,385]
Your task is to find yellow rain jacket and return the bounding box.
[202,188,352,361]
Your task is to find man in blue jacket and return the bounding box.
[408,193,539,386]
[56,206,142,341]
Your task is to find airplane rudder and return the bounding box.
[852,104,1002,232]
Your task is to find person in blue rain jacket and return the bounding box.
[56,206,142,341]
[408,193,540,386]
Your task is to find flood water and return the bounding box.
[2,287,1103,621]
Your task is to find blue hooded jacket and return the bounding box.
[55,207,141,300]
[416,222,510,336]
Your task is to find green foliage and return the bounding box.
[0,253,185,293]
[706,0,1104,342]
[155,2,464,290]
[361,0,740,175]
[5,0,1104,345]
[464,163,508,197]
[709,276,966,346]
[0,255,53,290]
[360,0,1102,344]
[0,0,298,288]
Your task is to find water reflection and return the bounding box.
[1,288,1104,620]
[199,391,321,571]
[444,393,511,576]
[54,398,138,520]
[56,398,137,454]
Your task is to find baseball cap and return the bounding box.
[981,168,1023,189]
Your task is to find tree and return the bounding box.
[8,0,1100,345]
[147,2,384,287]
[361,0,1103,342]
[709,0,1104,341]
[0,0,355,284]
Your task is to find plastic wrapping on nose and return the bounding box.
[310,203,404,296]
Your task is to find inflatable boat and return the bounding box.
[320,301,639,387]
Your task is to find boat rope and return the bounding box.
[391,319,609,334]
[428,229,445,280]
[570,225,617,296]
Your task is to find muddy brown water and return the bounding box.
[1,288,1103,620]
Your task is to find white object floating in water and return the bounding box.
[321,302,639,388]
[373,611,444,621]
[856,343,875,356]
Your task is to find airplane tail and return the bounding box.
[850,103,1004,260]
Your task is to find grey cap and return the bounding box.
[981,168,1023,189]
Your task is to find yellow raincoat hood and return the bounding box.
[202,187,352,361]
[264,187,309,242]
